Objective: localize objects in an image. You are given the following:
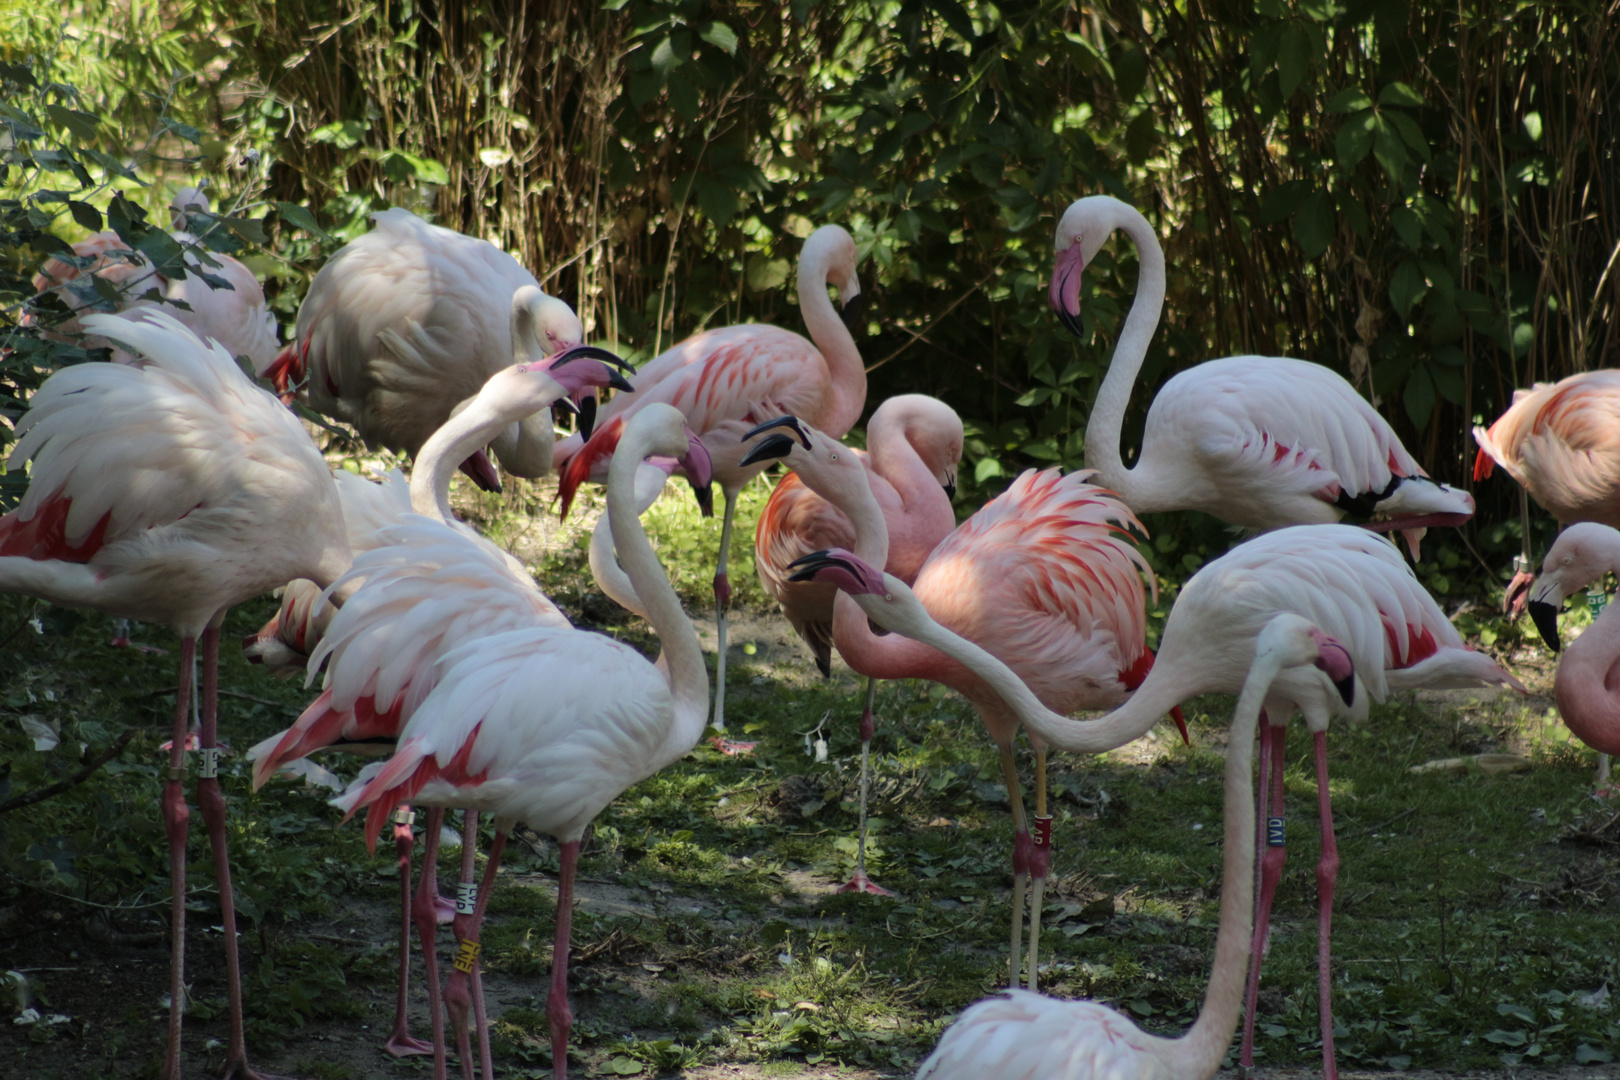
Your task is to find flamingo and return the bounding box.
[911,614,1355,1080]
[247,350,633,1059]
[1050,195,1474,560]
[744,414,1164,989]
[335,403,714,1080]
[751,394,963,893]
[0,308,352,1080]
[554,224,867,736]
[266,208,588,490]
[1474,370,1620,630]
[789,527,1525,1080]
[29,186,280,373]
[1524,523,1620,792]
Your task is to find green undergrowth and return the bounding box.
[2,494,1617,1076]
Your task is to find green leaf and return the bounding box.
[973,457,1004,483]
[1385,111,1431,162]
[45,104,100,142]
[274,202,333,243]
[1292,191,1334,260]
[606,1054,644,1074]
[1276,25,1309,100]
[1114,46,1148,103]
[1335,111,1375,168]
[159,116,203,144]
[67,200,102,231]
[1402,365,1435,428]
[1125,109,1156,164]
[309,119,369,148]
[696,177,740,227]
[382,151,450,186]
[666,74,700,122]
[106,192,150,246]
[1389,259,1428,317]
[219,213,270,245]
[1378,81,1425,107]
[650,36,680,79]
[1371,116,1409,180]
[700,21,738,54]
[931,0,977,43]
[1390,205,1423,250]
[1327,87,1373,113]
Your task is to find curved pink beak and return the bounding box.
[1049,243,1086,337]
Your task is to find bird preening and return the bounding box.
[7,179,1591,1080]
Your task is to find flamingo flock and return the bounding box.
[10,181,1614,1080]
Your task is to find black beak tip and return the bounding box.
[1057,308,1084,338]
[691,481,715,518]
[1335,676,1356,708]
[1527,600,1561,653]
[576,395,598,439]
[944,480,957,501]
[839,292,866,333]
[739,432,796,468]
[607,370,634,392]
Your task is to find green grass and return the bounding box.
[2,489,1618,1076]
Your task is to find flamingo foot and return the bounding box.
[1505,568,1536,617]
[709,735,756,755]
[836,870,894,896]
[384,1030,435,1058]
[220,1059,300,1080]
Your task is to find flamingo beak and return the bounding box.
[743,415,812,449]
[574,393,598,439]
[546,344,636,384]
[787,548,884,595]
[739,432,798,467]
[1049,243,1086,338]
[839,291,867,335]
[1310,634,1357,707]
[943,471,957,501]
[681,431,715,517]
[1528,600,1561,653]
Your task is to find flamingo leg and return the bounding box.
[414,807,450,1080]
[997,744,1032,989]
[549,839,580,1080]
[385,805,434,1057]
[711,486,737,733]
[1026,745,1052,992]
[1598,753,1613,795]
[447,811,483,1079]
[839,678,891,895]
[1241,719,1288,1076]
[195,626,292,1080]
[161,635,196,1080]
[1314,731,1341,1080]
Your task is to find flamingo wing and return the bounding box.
[755,470,857,674]
[916,989,1161,1080]
[1474,371,1620,524]
[914,469,1156,711]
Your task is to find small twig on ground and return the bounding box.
[0,729,137,815]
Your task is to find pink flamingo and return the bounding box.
[1051,195,1474,559]
[1525,523,1620,791]
[0,309,352,1080]
[554,224,867,735]
[910,614,1355,1080]
[29,186,280,373]
[248,351,633,1059]
[751,394,962,893]
[745,415,1165,989]
[1474,370,1620,620]
[266,208,588,490]
[336,403,714,1080]
[790,525,1524,1080]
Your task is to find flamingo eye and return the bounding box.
[884,593,893,601]
[829,452,839,462]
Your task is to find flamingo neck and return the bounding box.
[411,397,508,521]
[1083,203,1168,510]
[1157,648,1274,1075]
[606,433,708,759]
[865,421,954,584]
[587,462,671,619]
[830,591,961,686]
[1555,603,1620,756]
[797,250,865,438]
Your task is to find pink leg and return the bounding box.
[195,627,293,1080]
[839,681,892,896]
[445,825,503,1080]
[1315,731,1341,1080]
[550,839,580,1080]
[414,808,450,1080]
[385,805,433,1057]
[162,636,197,1080]
[1241,719,1287,1076]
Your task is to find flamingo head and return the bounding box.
[541,345,635,440]
[740,416,872,513]
[511,287,599,432]
[1050,196,1124,338]
[788,548,888,597]
[1255,613,1358,709]
[170,184,210,232]
[1525,522,1620,652]
[874,394,964,501]
[679,428,716,517]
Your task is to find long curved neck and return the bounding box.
[1557,603,1620,756]
[865,424,953,583]
[798,253,865,438]
[1157,651,1276,1075]
[412,398,510,520]
[869,588,1200,750]
[1082,205,1166,508]
[588,463,671,619]
[606,437,708,759]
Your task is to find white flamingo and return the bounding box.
[910,614,1355,1080]
[1051,195,1474,559]
[336,403,714,1080]
[789,525,1524,1080]
[0,309,350,1080]
[554,224,867,737]
[267,208,588,489]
